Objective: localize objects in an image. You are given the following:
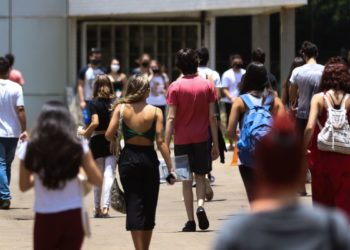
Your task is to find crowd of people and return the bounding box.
[1,40,350,249]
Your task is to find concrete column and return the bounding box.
[280,8,295,83]
[204,16,216,70]
[252,14,270,71]
[0,0,10,54]
[68,18,77,87]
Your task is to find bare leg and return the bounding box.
[182,179,194,221]
[131,230,153,250]
[195,174,206,207]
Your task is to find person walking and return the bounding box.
[281,57,305,107]
[19,100,102,250]
[165,48,219,232]
[0,57,27,209]
[215,113,350,250]
[221,54,246,150]
[79,75,116,218]
[5,53,25,86]
[106,74,175,250]
[227,62,284,203]
[146,59,169,119]
[108,58,127,100]
[289,41,324,195]
[304,58,350,218]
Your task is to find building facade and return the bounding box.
[0,0,306,126]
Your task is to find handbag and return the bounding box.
[110,104,127,214]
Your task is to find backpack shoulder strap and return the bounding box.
[341,94,349,109]
[263,94,274,110]
[240,94,254,110]
[324,93,333,109]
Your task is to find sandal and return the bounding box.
[93,208,103,218]
[102,207,110,218]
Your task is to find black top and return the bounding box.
[267,73,279,92]
[78,65,107,81]
[88,98,112,131]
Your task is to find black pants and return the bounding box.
[296,118,308,138]
[118,144,160,231]
[224,103,232,126]
[239,165,256,203]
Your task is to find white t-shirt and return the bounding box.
[18,140,89,213]
[198,66,221,88]
[84,67,104,101]
[146,74,169,106]
[0,79,24,138]
[221,68,246,103]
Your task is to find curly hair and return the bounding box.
[116,74,150,105]
[24,101,83,190]
[319,57,350,93]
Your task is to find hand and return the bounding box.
[78,129,86,137]
[19,131,28,141]
[110,141,117,155]
[166,172,176,185]
[226,130,234,141]
[230,96,236,103]
[211,144,219,161]
[80,101,86,110]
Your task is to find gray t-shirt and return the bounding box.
[214,204,350,250]
[290,64,324,119]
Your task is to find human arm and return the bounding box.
[155,108,175,184]
[281,80,289,105]
[226,97,244,141]
[209,102,219,160]
[271,96,286,116]
[82,150,103,187]
[105,105,121,142]
[165,105,176,148]
[77,79,86,109]
[303,94,322,153]
[19,160,34,192]
[17,106,28,141]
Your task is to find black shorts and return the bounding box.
[174,141,210,175]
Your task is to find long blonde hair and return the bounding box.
[116,74,150,105]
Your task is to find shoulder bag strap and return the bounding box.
[324,92,333,109]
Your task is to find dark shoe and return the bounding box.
[196,206,209,230]
[182,220,196,232]
[0,200,11,210]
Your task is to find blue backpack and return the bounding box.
[237,94,274,166]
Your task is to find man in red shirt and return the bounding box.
[5,54,25,86]
[165,48,219,232]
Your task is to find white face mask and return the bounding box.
[111,64,120,72]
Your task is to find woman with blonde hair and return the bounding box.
[106,74,175,250]
[79,74,116,217]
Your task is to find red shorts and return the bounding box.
[34,208,84,250]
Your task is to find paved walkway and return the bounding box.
[0,150,311,250]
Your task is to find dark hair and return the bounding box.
[230,54,242,63]
[175,48,199,75]
[93,74,115,99]
[319,57,350,93]
[5,53,14,67]
[300,41,318,59]
[25,101,83,190]
[197,47,209,66]
[88,47,101,56]
[252,48,266,64]
[286,57,305,83]
[255,113,303,188]
[0,57,10,76]
[240,62,268,94]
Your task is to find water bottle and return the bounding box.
[82,108,91,125]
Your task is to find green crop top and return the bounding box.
[122,109,157,142]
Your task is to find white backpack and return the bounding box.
[317,92,350,154]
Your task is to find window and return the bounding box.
[82,23,200,81]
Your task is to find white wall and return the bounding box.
[5,0,68,128]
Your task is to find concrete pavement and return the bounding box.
[0,150,311,250]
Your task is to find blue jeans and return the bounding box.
[0,137,18,200]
